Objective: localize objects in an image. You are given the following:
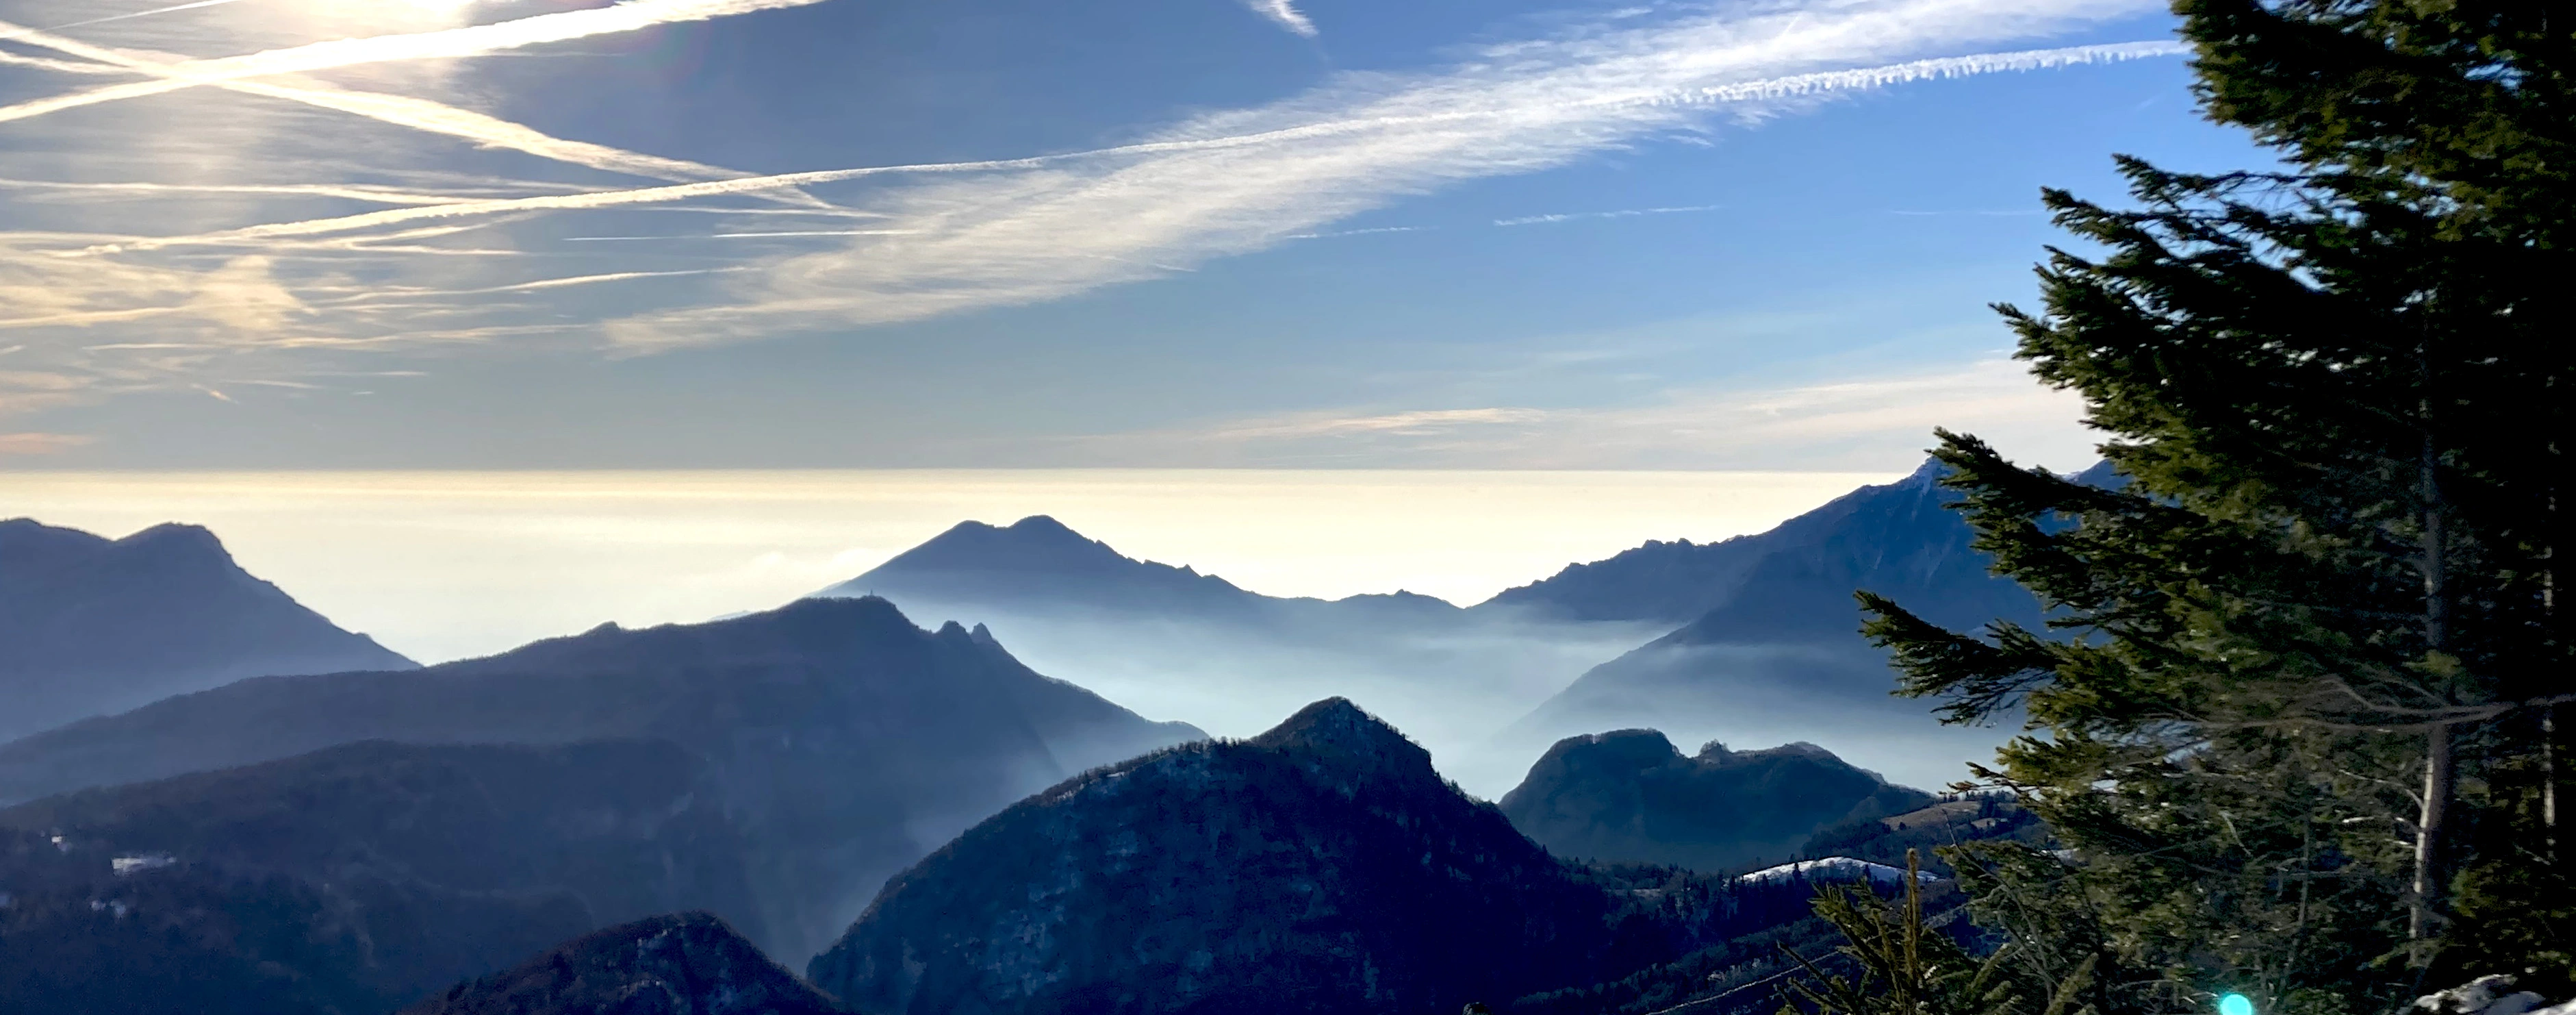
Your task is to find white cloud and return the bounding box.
[1045,359,2095,471]
[600,34,2178,348]
[1243,0,1318,38]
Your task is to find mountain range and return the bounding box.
[813,516,1661,791]
[1497,731,1933,873]
[800,460,2089,792]
[0,596,1201,961]
[0,518,416,742]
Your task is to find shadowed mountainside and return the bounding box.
[0,740,759,1014]
[1497,731,1934,873]
[1496,462,2119,788]
[0,518,415,742]
[0,597,1203,961]
[810,699,1722,1015]
[399,912,853,1015]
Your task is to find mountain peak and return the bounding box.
[400,912,850,1015]
[1005,514,1081,537]
[0,517,417,742]
[118,521,226,553]
[1249,698,1433,778]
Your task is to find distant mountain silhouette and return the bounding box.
[1500,461,2104,788]
[813,514,1459,623]
[1483,460,2048,631]
[0,597,1202,960]
[0,740,758,1014]
[1497,731,1933,873]
[809,698,1737,1015]
[400,912,853,1015]
[0,518,416,742]
[808,517,1655,792]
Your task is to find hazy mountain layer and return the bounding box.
[811,516,1659,794]
[1498,731,1933,873]
[1505,462,2058,788]
[0,597,1203,960]
[400,912,853,1015]
[0,740,757,1014]
[0,518,416,742]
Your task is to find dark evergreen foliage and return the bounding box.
[1499,731,1935,873]
[398,912,853,1015]
[1840,1,2575,1011]
[0,740,751,1014]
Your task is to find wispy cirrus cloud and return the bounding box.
[0,0,2179,417]
[1044,359,2092,470]
[0,431,94,455]
[598,32,2180,348]
[1242,0,1318,38]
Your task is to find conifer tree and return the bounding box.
[1850,1,2573,1010]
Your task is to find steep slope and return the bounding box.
[0,740,758,1014]
[400,913,852,1015]
[0,597,1203,960]
[807,699,1681,1015]
[1497,731,1933,873]
[810,517,1657,794]
[1482,460,2041,631]
[0,518,415,742]
[1503,462,2054,788]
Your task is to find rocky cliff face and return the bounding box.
[1498,731,1933,873]
[400,912,853,1015]
[0,597,1203,960]
[0,518,416,742]
[807,699,1670,1015]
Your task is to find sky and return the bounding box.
[0,0,2265,472]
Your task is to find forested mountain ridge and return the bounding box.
[0,596,1202,960]
[0,740,758,1014]
[1499,730,1933,873]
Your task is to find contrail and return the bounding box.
[0,0,841,127]
[1494,204,1723,226]
[0,18,838,207]
[79,41,2186,254]
[43,0,258,31]
[0,177,482,205]
[0,49,124,74]
[563,229,920,240]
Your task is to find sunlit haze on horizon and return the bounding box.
[0,468,1896,666]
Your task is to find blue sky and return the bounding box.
[0,0,2260,470]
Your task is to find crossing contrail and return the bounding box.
[76,41,2186,255]
[0,0,843,126]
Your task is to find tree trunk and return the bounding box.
[2411,421,2453,945]
[2413,720,2456,943]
